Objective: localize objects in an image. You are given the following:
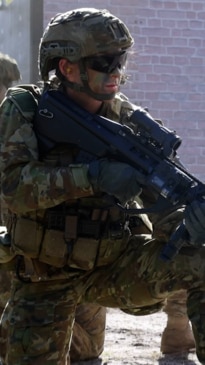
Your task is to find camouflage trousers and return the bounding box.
[69,303,106,363]
[0,271,106,364]
[1,234,205,365]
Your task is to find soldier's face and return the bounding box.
[63,61,122,98]
[58,55,125,110]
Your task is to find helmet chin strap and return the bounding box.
[60,59,119,101]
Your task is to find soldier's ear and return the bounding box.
[58,59,73,78]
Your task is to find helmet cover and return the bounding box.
[39,8,134,80]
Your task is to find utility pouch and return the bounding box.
[13,218,68,267]
[38,229,68,267]
[12,218,44,258]
[12,217,100,269]
[67,237,100,270]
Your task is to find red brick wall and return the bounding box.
[44,1,205,180]
[134,1,205,179]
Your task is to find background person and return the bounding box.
[0,52,21,323]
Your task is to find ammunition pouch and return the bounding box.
[12,218,44,259]
[11,209,130,271]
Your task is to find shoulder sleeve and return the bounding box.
[0,96,91,215]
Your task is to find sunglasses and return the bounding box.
[84,51,127,74]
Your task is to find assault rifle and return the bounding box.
[34,89,205,261]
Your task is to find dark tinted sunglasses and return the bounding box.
[84,51,127,74]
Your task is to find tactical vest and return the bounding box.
[0,85,153,274]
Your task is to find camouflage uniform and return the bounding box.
[0,55,20,361]
[0,271,106,364]
[0,8,205,365]
[0,53,21,224]
[70,304,106,363]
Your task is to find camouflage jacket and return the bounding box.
[0,88,145,215]
[0,86,183,245]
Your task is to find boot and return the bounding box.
[161,290,195,354]
[161,316,195,354]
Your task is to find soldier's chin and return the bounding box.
[101,92,117,102]
[102,86,119,100]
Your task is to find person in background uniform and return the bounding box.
[0,52,21,330]
[0,52,22,227]
[0,8,204,365]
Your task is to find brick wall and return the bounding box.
[135,1,205,179]
[43,0,205,180]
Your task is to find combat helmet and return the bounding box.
[38,8,134,100]
[0,53,21,88]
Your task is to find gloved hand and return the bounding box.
[88,159,142,204]
[184,200,205,245]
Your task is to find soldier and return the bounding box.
[0,8,205,365]
[0,45,196,365]
[0,52,21,226]
[0,52,21,323]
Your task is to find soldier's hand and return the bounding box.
[88,159,142,204]
[184,200,205,245]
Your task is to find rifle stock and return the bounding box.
[34,89,205,260]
